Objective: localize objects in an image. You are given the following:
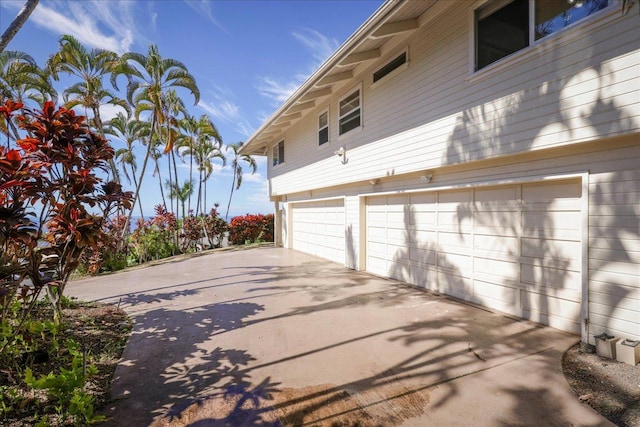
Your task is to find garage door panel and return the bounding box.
[438,212,472,231]
[292,199,344,264]
[413,211,437,226]
[409,229,437,245]
[473,280,518,306]
[409,246,437,265]
[475,186,518,201]
[439,231,471,250]
[475,234,519,254]
[521,238,580,260]
[439,271,472,298]
[521,263,580,291]
[411,192,437,205]
[366,179,582,333]
[475,257,519,279]
[523,181,581,200]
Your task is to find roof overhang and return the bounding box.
[241,0,449,156]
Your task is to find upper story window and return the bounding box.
[272,140,284,166]
[373,51,407,83]
[475,0,610,71]
[318,110,329,145]
[339,88,361,135]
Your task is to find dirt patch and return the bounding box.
[1,301,131,426]
[152,383,430,426]
[562,343,640,427]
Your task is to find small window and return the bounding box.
[373,51,407,83]
[318,110,329,145]
[339,89,361,135]
[475,0,610,71]
[272,140,284,166]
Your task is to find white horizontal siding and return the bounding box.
[278,140,639,341]
[269,3,639,196]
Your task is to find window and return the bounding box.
[476,0,610,71]
[318,110,329,145]
[339,89,361,135]
[373,51,407,83]
[272,140,284,166]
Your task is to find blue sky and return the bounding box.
[0,0,382,219]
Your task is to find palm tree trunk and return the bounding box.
[91,106,121,184]
[131,165,144,219]
[225,169,237,221]
[0,0,39,53]
[154,156,167,211]
[188,152,193,215]
[121,115,156,243]
[171,150,180,216]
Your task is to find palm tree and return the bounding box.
[0,50,56,146]
[225,142,257,221]
[178,114,222,215]
[160,89,187,219]
[166,179,194,221]
[197,139,226,216]
[113,44,199,236]
[0,0,39,53]
[0,50,56,106]
[104,112,149,218]
[47,35,127,182]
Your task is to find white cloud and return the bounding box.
[1,0,141,54]
[31,1,135,53]
[199,89,255,138]
[182,0,225,32]
[257,28,339,106]
[99,103,128,122]
[292,28,339,67]
[256,76,301,105]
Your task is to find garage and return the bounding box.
[291,199,345,264]
[365,179,583,333]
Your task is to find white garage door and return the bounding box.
[291,199,345,264]
[366,179,583,333]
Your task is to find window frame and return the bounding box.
[468,0,617,80]
[338,84,362,136]
[272,140,285,167]
[318,108,330,147]
[371,47,409,88]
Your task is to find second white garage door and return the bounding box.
[366,179,583,333]
[291,199,345,264]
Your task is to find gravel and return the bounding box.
[562,343,640,427]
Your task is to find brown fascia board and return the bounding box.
[239,0,403,155]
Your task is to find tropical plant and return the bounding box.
[225,142,257,221]
[1,100,132,320]
[0,50,56,106]
[178,114,223,215]
[104,112,150,218]
[166,179,194,221]
[228,213,274,245]
[47,34,127,183]
[0,51,55,147]
[114,44,199,237]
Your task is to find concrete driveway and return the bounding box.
[67,247,612,426]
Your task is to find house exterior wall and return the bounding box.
[281,138,639,341]
[267,1,639,342]
[268,3,639,195]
